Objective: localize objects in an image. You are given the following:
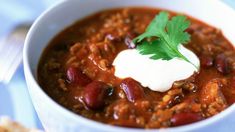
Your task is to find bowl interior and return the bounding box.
[24,0,235,131]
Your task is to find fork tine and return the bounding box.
[0,39,23,83]
[0,43,23,83]
[0,24,30,84]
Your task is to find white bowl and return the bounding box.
[23,0,235,131]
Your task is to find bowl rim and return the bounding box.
[23,0,235,131]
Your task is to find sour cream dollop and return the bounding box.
[113,45,200,92]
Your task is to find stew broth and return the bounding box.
[38,8,235,128]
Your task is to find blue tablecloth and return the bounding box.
[0,0,57,129]
[0,0,56,37]
[0,65,43,129]
[0,0,234,130]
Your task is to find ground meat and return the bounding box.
[38,7,235,128]
[200,79,228,116]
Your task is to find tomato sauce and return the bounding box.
[38,8,235,128]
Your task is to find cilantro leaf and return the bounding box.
[133,12,169,43]
[133,11,198,69]
[166,15,191,47]
[137,40,173,60]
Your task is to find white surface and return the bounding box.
[113,45,199,92]
[23,0,235,132]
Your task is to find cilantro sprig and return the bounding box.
[133,11,198,69]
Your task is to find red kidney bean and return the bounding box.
[231,76,235,88]
[215,54,229,74]
[83,81,112,110]
[185,27,194,34]
[66,67,91,86]
[171,112,203,126]
[200,55,213,68]
[125,32,138,49]
[124,36,136,49]
[120,78,144,102]
[105,33,121,42]
[126,32,138,39]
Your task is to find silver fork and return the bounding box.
[0,24,31,84]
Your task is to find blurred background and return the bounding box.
[0,0,234,131]
[0,0,58,130]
